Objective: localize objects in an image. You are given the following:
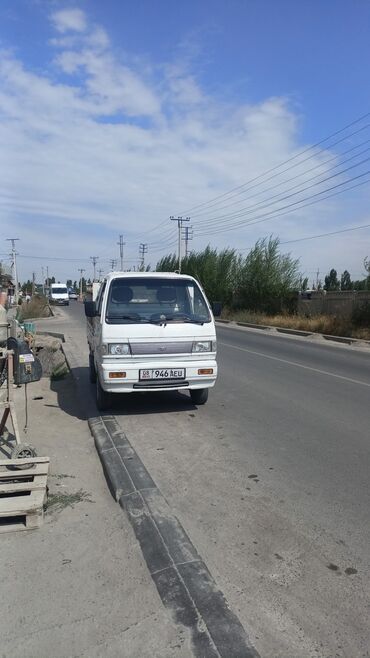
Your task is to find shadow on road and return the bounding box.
[108,389,197,416]
[50,372,87,421]
[52,365,197,418]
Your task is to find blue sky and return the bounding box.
[1,0,370,284]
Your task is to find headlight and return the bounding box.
[192,341,212,353]
[109,343,131,355]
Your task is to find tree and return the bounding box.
[67,279,72,288]
[340,270,353,290]
[300,277,309,291]
[156,237,300,313]
[236,237,300,312]
[324,269,339,291]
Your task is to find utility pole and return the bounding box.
[316,269,320,288]
[78,268,85,301]
[90,256,99,281]
[32,272,36,297]
[183,225,193,258]
[98,268,104,281]
[110,259,117,271]
[6,238,19,305]
[170,216,190,273]
[139,243,148,270]
[117,235,125,271]
[41,266,45,295]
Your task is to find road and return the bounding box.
[60,301,370,658]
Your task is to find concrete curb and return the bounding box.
[88,414,260,658]
[217,320,370,347]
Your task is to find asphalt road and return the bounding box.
[61,301,370,658]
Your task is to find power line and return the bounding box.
[280,222,370,245]
[190,137,370,220]
[178,111,370,216]
[191,154,370,231]
[194,170,370,238]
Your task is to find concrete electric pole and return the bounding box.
[183,226,193,258]
[110,259,117,271]
[170,216,190,273]
[139,243,148,270]
[117,235,125,271]
[90,256,99,281]
[6,238,20,305]
[78,268,85,301]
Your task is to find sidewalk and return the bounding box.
[0,313,192,657]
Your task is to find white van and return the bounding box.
[85,272,218,410]
[50,283,69,306]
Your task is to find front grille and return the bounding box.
[130,341,192,356]
[133,380,189,389]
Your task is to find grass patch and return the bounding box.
[18,295,51,321]
[222,309,370,340]
[46,489,93,513]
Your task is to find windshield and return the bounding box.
[52,287,67,294]
[105,277,211,324]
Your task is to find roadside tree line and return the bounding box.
[156,237,370,313]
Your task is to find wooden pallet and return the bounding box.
[0,456,49,533]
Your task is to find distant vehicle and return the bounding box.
[84,272,218,411]
[49,283,69,306]
[68,290,78,300]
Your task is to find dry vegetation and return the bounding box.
[222,310,370,340]
[18,295,52,321]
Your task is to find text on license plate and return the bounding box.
[140,368,185,380]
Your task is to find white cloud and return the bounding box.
[0,11,369,282]
[51,9,87,34]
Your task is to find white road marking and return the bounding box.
[219,341,370,388]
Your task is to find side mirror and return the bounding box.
[84,301,97,318]
[212,301,222,317]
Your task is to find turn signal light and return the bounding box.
[109,372,126,378]
[198,368,213,375]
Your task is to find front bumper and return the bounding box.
[98,357,217,393]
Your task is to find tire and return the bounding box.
[10,443,37,469]
[96,376,111,412]
[89,353,97,383]
[190,388,209,405]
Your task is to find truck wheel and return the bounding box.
[190,388,209,405]
[89,353,97,383]
[96,376,111,412]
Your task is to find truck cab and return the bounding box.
[85,272,217,410]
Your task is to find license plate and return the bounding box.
[140,368,185,380]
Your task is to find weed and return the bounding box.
[46,488,93,513]
[222,309,370,340]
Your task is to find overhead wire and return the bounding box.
[178,111,370,216]
[189,152,370,231]
[190,135,370,220]
[194,173,370,238]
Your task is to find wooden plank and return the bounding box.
[0,490,46,516]
[0,475,47,494]
[0,456,49,467]
[0,511,43,533]
[0,463,49,479]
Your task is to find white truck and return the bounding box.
[49,283,69,306]
[85,272,218,410]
